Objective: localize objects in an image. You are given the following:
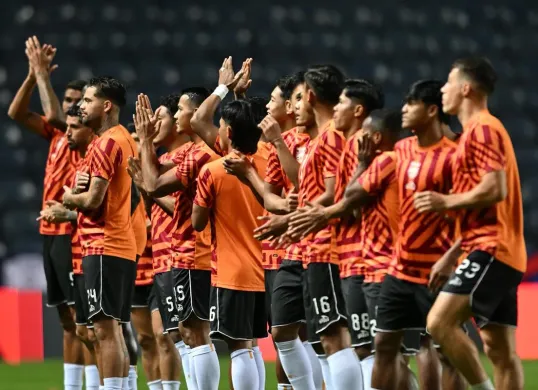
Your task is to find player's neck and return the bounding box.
[190,133,204,145]
[305,123,319,139]
[343,118,364,139]
[95,116,118,136]
[313,105,334,131]
[458,98,488,128]
[167,133,190,151]
[78,145,88,158]
[281,117,296,133]
[416,121,444,147]
[442,124,457,141]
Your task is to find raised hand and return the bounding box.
[259,115,283,144]
[25,36,58,76]
[37,200,71,223]
[287,201,329,239]
[127,156,146,192]
[253,214,289,241]
[357,132,376,166]
[223,150,253,183]
[218,56,246,90]
[134,94,159,143]
[233,58,253,98]
[285,187,299,213]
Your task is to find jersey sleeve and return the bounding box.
[264,146,285,187]
[194,166,215,209]
[470,125,506,176]
[321,131,345,179]
[90,138,122,181]
[358,153,396,195]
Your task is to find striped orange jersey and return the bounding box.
[391,136,458,284]
[136,217,153,286]
[264,128,310,263]
[70,140,97,272]
[258,140,284,271]
[194,151,267,292]
[171,142,218,271]
[336,132,367,278]
[78,125,137,261]
[452,110,526,272]
[151,145,193,275]
[298,121,344,265]
[357,151,399,283]
[133,201,151,285]
[41,117,80,235]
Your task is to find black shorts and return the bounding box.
[442,251,524,328]
[43,234,74,307]
[306,263,347,335]
[172,268,211,323]
[148,283,159,313]
[341,276,372,348]
[73,274,91,327]
[264,269,278,330]
[153,271,179,332]
[376,274,435,333]
[363,281,420,355]
[132,284,153,308]
[209,286,268,341]
[82,255,136,323]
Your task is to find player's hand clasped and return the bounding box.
[134,94,159,143]
[413,191,449,213]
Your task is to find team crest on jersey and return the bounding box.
[296,146,307,164]
[405,161,421,191]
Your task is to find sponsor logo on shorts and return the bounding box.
[359,330,370,340]
[319,315,330,325]
[449,276,462,287]
[178,304,184,312]
[89,304,95,312]
[171,315,179,322]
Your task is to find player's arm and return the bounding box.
[153,196,175,217]
[192,166,215,232]
[192,205,210,232]
[140,139,185,198]
[264,182,294,215]
[63,177,109,210]
[429,239,463,293]
[190,57,246,152]
[27,37,66,130]
[442,171,507,210]
[38,200,77,223]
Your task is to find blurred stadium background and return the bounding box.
[0,1,537,388]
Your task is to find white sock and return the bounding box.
[99,387,105,390]
[471,379,495,390]
[317,354,333,390]
[161,381,180,390]
[277,385,293,390]
[252,346,266,390]
[64,363,84,390]
[121,377,129,390]
[303,342,323,390]
[85,365,100,390]
[360,355,375,390]
[231,349,259,390]
[275,338,315,390]
[175,342,194,389]
[103,378,123,390]
[147,379,163,390]
[128,366,137,390]
[327,348,363,390]
[191,344,220,390]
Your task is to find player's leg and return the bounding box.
[298,325,323,390]
[427,252,523,389]
[414,335,441,390]
[307,263,362,390]
[439,349,467,390]
[341,276,374,389]
[480,286,524,390]
[271,260,317,390]
[45,235,85,389]
[131,306,160,385]
[121,322,138,389]
[152,272,182,390]
[174,268,217,390]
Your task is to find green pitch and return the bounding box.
[1,357,537,389]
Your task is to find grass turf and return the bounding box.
[1,357,537,389]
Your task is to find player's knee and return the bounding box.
[87,328,97,344]
[426,313,446,343]
[155,332,173,352]
[76,325,88,342]
[272,324,299,343]
[374,333,400,358]
[137,331,156,352]
[483,336,517,369]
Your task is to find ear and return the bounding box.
[226,125,232,141]
[372,131,383,145]
[461,81,472,98]
[103,100,113,114]
[306,88,316,105]
[285,100,293,116]
[354,104,364,119]
[427,104,438,120]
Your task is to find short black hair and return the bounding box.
[344,79,385,115]
[88,76,127,107]
[452,56,497,95]
[406,80,450,124]
[304,64,345,105]
[181,87,211,108]
[277,71,305,100]
[66,104,82,118]
[159,93,181,117]
[368,108,403,138]
[66,80,86,92]
[126,123,136,133]
[220,100,261,155]
[247,96,269,124]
